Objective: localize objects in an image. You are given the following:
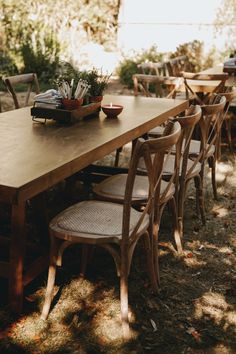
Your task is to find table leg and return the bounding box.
[9,201,26,313]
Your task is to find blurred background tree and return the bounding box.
[0,0,121,81]
[214,0,236,53]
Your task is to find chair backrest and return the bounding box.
[122,120,181,246]
[3,73,40,109]
[181,71,229,105]
[198,94,226,161]
[137,62,166,76]
[165,56,192,77]
[132,74,183,98]
[218,87,236,119]
[174,105,202,183]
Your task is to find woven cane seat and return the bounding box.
[50,200,149,242]
[93,173,175,204]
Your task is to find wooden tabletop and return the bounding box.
[0,94,188,202]
[200,65,236,87]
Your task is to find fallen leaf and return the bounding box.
[150,319,157,332]
[186,327,202,343]
[186,252,193,258]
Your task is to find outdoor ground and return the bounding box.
[0,80,236,353]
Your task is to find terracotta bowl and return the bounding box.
[101,104,123,118]
[62,98,83,110]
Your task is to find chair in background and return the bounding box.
[41,121,181,338]
[3,73,40,109]
[165,55,192,77]
[137,61,167,76]
[133,73,183,98]
[181,71,228,105]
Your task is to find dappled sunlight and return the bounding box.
[218,246,234,255]
[183,256,207,268]
[212,205,229,218]
[194,291,236,332]
[1,277,138,351]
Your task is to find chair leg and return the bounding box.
[114,147,123,167]
[143,231,158,292]
[41,237,61,320]
[177,179,187,244]
[208,156,218,200]
[120,268,130,339]
[169,197,183,254]
[225,118,233,152]
[194,175,206,225]
[152,220,161,286]
[80,245,94,277]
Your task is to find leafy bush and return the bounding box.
[21,34,60,83]
[170,40,204,72]
[0,50,18,77]
[117,59,139,88]
[117,45,164,88]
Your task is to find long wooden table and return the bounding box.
[200,65,236,87]
[134,65,236,98]
[0,94,188,313]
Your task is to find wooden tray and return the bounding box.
[31,101,101,124]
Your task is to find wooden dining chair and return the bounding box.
[41,120,181,338]
[93,119,183,255]
[142,105,203,242]
[165,55,191,77]
[159,105,203,240]
[188,95,226,200]
[218,88,236,153]
[181,71,228,105]
[3,73,40,109]
[133,73,183,98]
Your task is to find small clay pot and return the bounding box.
[62,98,83,110]
[89,96,103,103]
[101,104,123,118]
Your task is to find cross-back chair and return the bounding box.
[94,120,183,255]
[3,73,40,109]
[165,55,191,77]
[41,120,181,338]
[133,73,183,98]
[188,95,226,200]
[158,105,203,241]
[218,88,236,153]
[137,61,167,76]
[181,71,228,105]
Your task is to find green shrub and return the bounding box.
[170,40,204,72]
[117,45,164,88]
[21,34,60,83]
[117,59,139,88]
[0,50,18,77]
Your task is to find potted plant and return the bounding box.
[54,63,111,107]
[53,62,88,109]
[85,68,111,103]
